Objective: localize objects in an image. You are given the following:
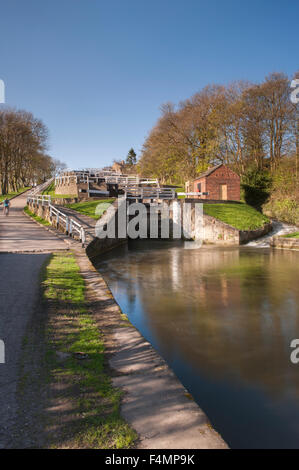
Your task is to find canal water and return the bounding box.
[96,241,299,449]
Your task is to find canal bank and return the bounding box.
[28,193,299,448]
[74,248,228,449]
[27,194,299,448]
[21,194,228,448]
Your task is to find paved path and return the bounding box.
[0,194,67,253]
[0,193,68,448]
[58,205,98,245]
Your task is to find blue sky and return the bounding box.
[0,0,298,168]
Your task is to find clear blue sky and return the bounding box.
[0,0,298,169]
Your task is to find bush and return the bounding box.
[263,198,299,225]
[241,167,272,210]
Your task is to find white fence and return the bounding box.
[125,186,176,200]
[55,174,159,187]
[27,195,86,246]
[125,188,209,200]
[28,178,54,196]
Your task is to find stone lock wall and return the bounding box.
[155,200,271,245]
[55,175,79,196]
[86,199,128,258]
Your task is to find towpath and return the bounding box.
[0,193,67,448]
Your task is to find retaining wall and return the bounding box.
[270,236,299,251]
[148,200,272,245]
[86,199,127,258]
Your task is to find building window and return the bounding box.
[197,183,201,193]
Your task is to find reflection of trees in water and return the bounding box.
[112,247,299,397]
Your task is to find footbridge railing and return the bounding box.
[28,178,54,196]
[125,186,176,200]
[124,188,209,200]
[27,195,86,247]
[55,174,159,187]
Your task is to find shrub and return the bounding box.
[241,167,272,210]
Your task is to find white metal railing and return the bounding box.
[27,195,86,246]
[28,178,54,196]
[125,186,176,200]
[55,173,160,188]
[177,192,209,197]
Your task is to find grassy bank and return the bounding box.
[42,252,136,448]
[283,232,299,238]
[65,200,115,220]
[42,181,77,199]
[204,203,270,231]
[24,206,51,226]
[0,187,30,203]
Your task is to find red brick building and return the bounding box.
[186,164,240,201]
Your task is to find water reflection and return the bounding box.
[96,242,299,448]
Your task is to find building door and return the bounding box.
[220,184,228,200]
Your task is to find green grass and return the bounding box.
[283,232,299,238]
[203,203,270,231]
[0,187,30,203]
[175,187,186,199]
[24,206,51,226]
[42,252,136,449]
[65,200,115,220]
[42,181,76,199]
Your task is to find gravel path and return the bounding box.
[0,193,68,448]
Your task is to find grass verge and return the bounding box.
[42,252,136,448]
[0,187,30,203]
[283,232,299,238]
[65,200,115,220]
[24,206,51,226]
[42,181,76,199]
[203,203,270,231]
[175,187,186,199]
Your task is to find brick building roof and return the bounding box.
[194,163,224,180]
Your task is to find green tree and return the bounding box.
[126,148,137,166]
[241,166,272,210]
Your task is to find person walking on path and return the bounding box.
[3,199,10,216]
